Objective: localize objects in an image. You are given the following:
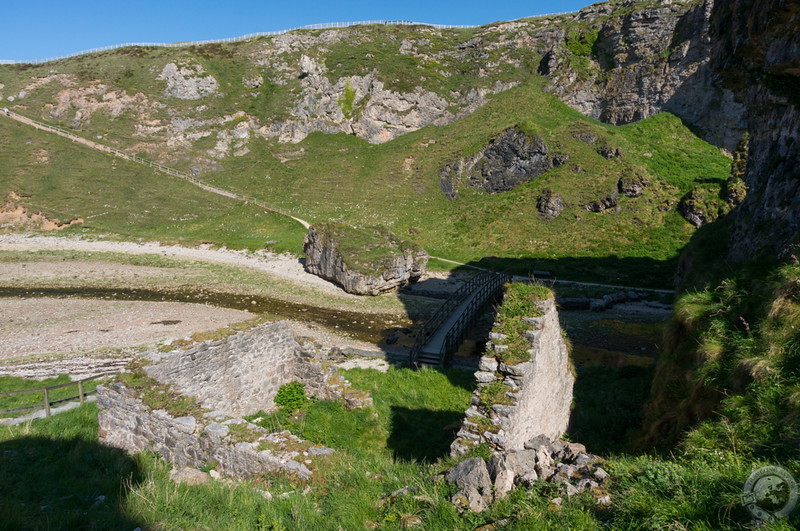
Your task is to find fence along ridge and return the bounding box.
[0,13,575,65]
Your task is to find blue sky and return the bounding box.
[1,1,598,62]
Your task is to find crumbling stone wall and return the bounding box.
[97,382,331,480]
[97,320,371,481]
[143,321,363,416]
[451,296,574,455]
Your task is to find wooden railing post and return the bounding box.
[78,381,85,404]
[43,388,51,417]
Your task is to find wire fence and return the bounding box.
[0,14,574,65]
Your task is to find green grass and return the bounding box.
[3,361,797,529]
[0,374,104,418]
[0,118,306,255]
[1,21,731,288]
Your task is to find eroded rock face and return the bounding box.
[157,63,219,100]
[536,189,566,220]
[258,54,514,144]
[303,223,428,296]
[708,0,800,260]
[543,0,747,152]
[439,127,552,199]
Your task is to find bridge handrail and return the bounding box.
[408,270,506,367]
[440,273,510,366]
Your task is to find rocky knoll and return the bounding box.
[303,222,428,295]
[439,127,558,200]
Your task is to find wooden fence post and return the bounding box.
[43,388,51,417]
[79,381,85,404]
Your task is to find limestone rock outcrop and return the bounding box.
[542,0,747,152]
[707,0,800,261]
[157,63,219,100]
[303,223,428,296]
[536,189,566,221]
[439,127,552,200]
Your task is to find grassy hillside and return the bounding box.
[0,5,731,287]
[0,118,306,254]
[0,79,729,287]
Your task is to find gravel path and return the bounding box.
[0,233,346,296]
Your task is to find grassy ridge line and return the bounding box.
[2,111,310,229]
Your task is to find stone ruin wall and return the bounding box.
[451,296,574,456]
[98,382,329,480]
[98,320,370,480]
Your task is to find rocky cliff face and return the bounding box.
[303,223,428,295]
[707,0,800,260]
[542,0,746,152]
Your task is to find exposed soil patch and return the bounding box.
[1,199,83,232]
[0,297,252,366]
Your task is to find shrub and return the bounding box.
[274,382,308,413]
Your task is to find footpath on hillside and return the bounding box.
[1,111,310,229]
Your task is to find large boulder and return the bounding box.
[303,222,428,295]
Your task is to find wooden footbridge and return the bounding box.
[409,270,510,368]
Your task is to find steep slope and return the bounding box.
[542,0,746,152]
[0,1,740,287]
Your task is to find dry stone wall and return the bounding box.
[97,382,332,481]
[97,320,371,480]
[144,321,303,417]
[451,296,574,456]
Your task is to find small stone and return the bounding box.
[535,464,555,480]
[493,469,515,499]
[517,471,538,486]
[550,497,563,507]
[498,361,530,377]
[169,467,210,485]
[209,469,221,480]
[474,371,497,384]
[596,495,612,507]
[446,457,492,492]
[593,467,610,482]
[478,356,499,372]
[565,483,580,497]
[576,478,599,492]
[308,446,335,456]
